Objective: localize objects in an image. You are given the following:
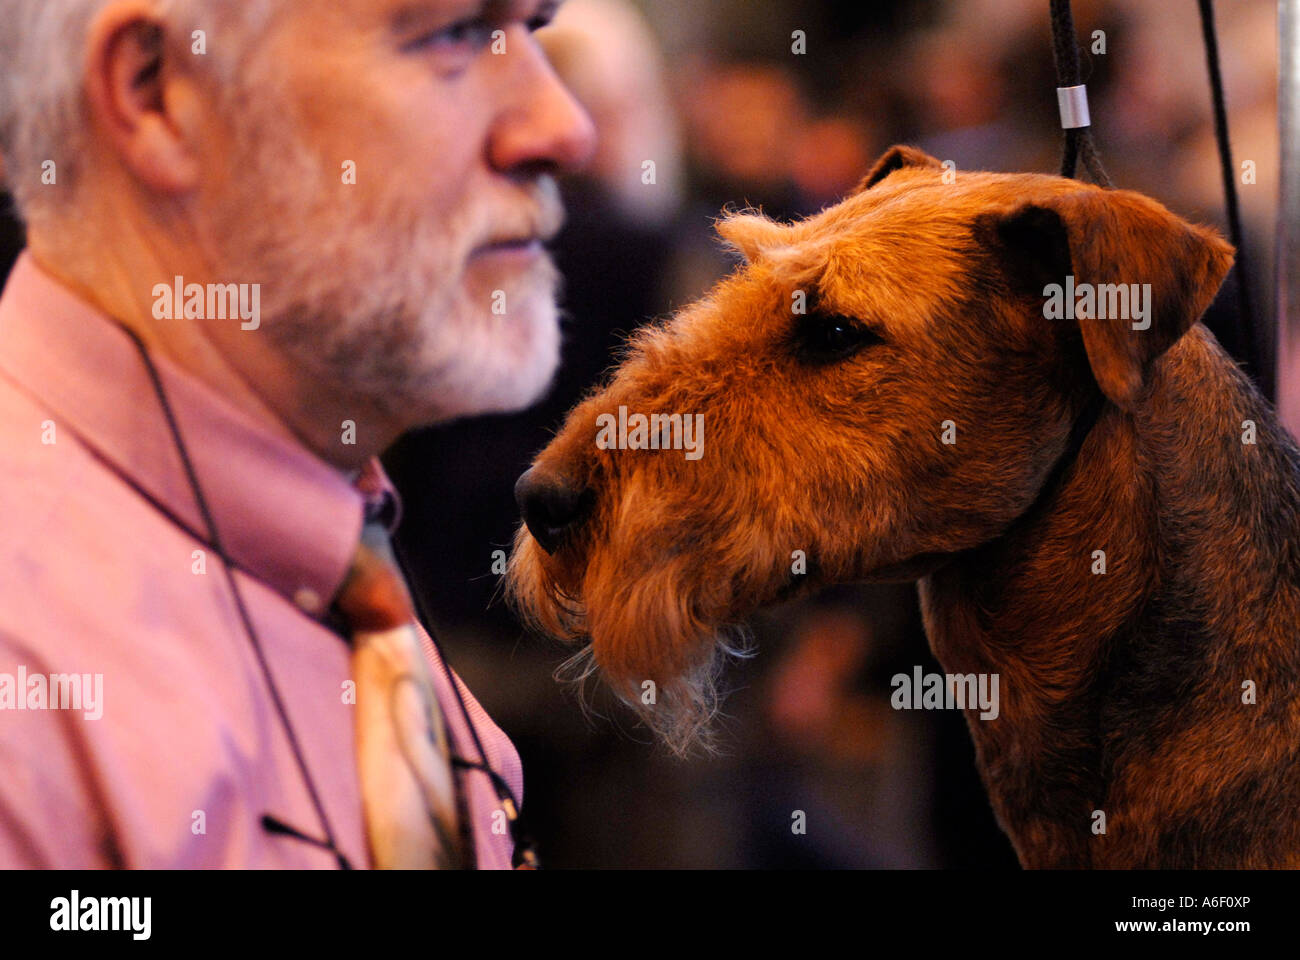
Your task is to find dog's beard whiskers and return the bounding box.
[547,583,588,637]
[509,521,761,756]
[551,646,663,750]
[607,621,755,758]
[555,644,601,685]
[545,622,754,757]
[505,536,589,642]
[584,550,759,756]
[551,645,605,729]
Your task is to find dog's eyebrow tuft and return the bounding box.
[715,212,788,263]
[770,252,827,291]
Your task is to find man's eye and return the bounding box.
[527,1,560,31]
[407,17,496,54]
[793,312,883,363]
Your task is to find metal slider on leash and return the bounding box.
[1056,84,1091,129]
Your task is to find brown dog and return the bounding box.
[507,145,1300,868]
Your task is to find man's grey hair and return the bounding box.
[0,0,275,229]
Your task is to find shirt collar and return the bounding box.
[355,458,404,534]
[0,251,401,617]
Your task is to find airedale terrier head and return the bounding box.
[507,145,1233,753]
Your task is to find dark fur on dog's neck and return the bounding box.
[921,325,1300,868]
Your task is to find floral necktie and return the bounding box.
[334,520,466,869]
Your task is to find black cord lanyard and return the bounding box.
[1049,0,1112,187]
[1197,0,1259,394]
[1049,0,1256,392]
[121,324,355,868]
[121,323,537,869]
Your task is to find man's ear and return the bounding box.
[851,144,944,194]
[84,1,201,195]
[979,189,1235,411]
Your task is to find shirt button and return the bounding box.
[294,587,323,615]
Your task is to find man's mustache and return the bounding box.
[476,177,566,249]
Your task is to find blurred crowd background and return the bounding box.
[0,0,1278,866]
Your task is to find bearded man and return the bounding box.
[0,0,594,868]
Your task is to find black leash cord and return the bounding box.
[1049,1,1259,389]
[1049,0,1112,187]
[121,325,353,870]
[1198,0,1259,389]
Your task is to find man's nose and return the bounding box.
[488,33,597,176]
[514,467,594,555]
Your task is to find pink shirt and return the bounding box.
[0,252,521,869]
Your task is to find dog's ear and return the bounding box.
[981,190,1235,411]
[852,145,944,194]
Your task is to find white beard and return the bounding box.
[203,80,567,427]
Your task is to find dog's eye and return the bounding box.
[793,312,882,363]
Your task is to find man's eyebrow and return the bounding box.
[489,0,563,24]
[390,1,485,35]
[390,0,560,33]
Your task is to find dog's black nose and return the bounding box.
[514,467,594,555]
